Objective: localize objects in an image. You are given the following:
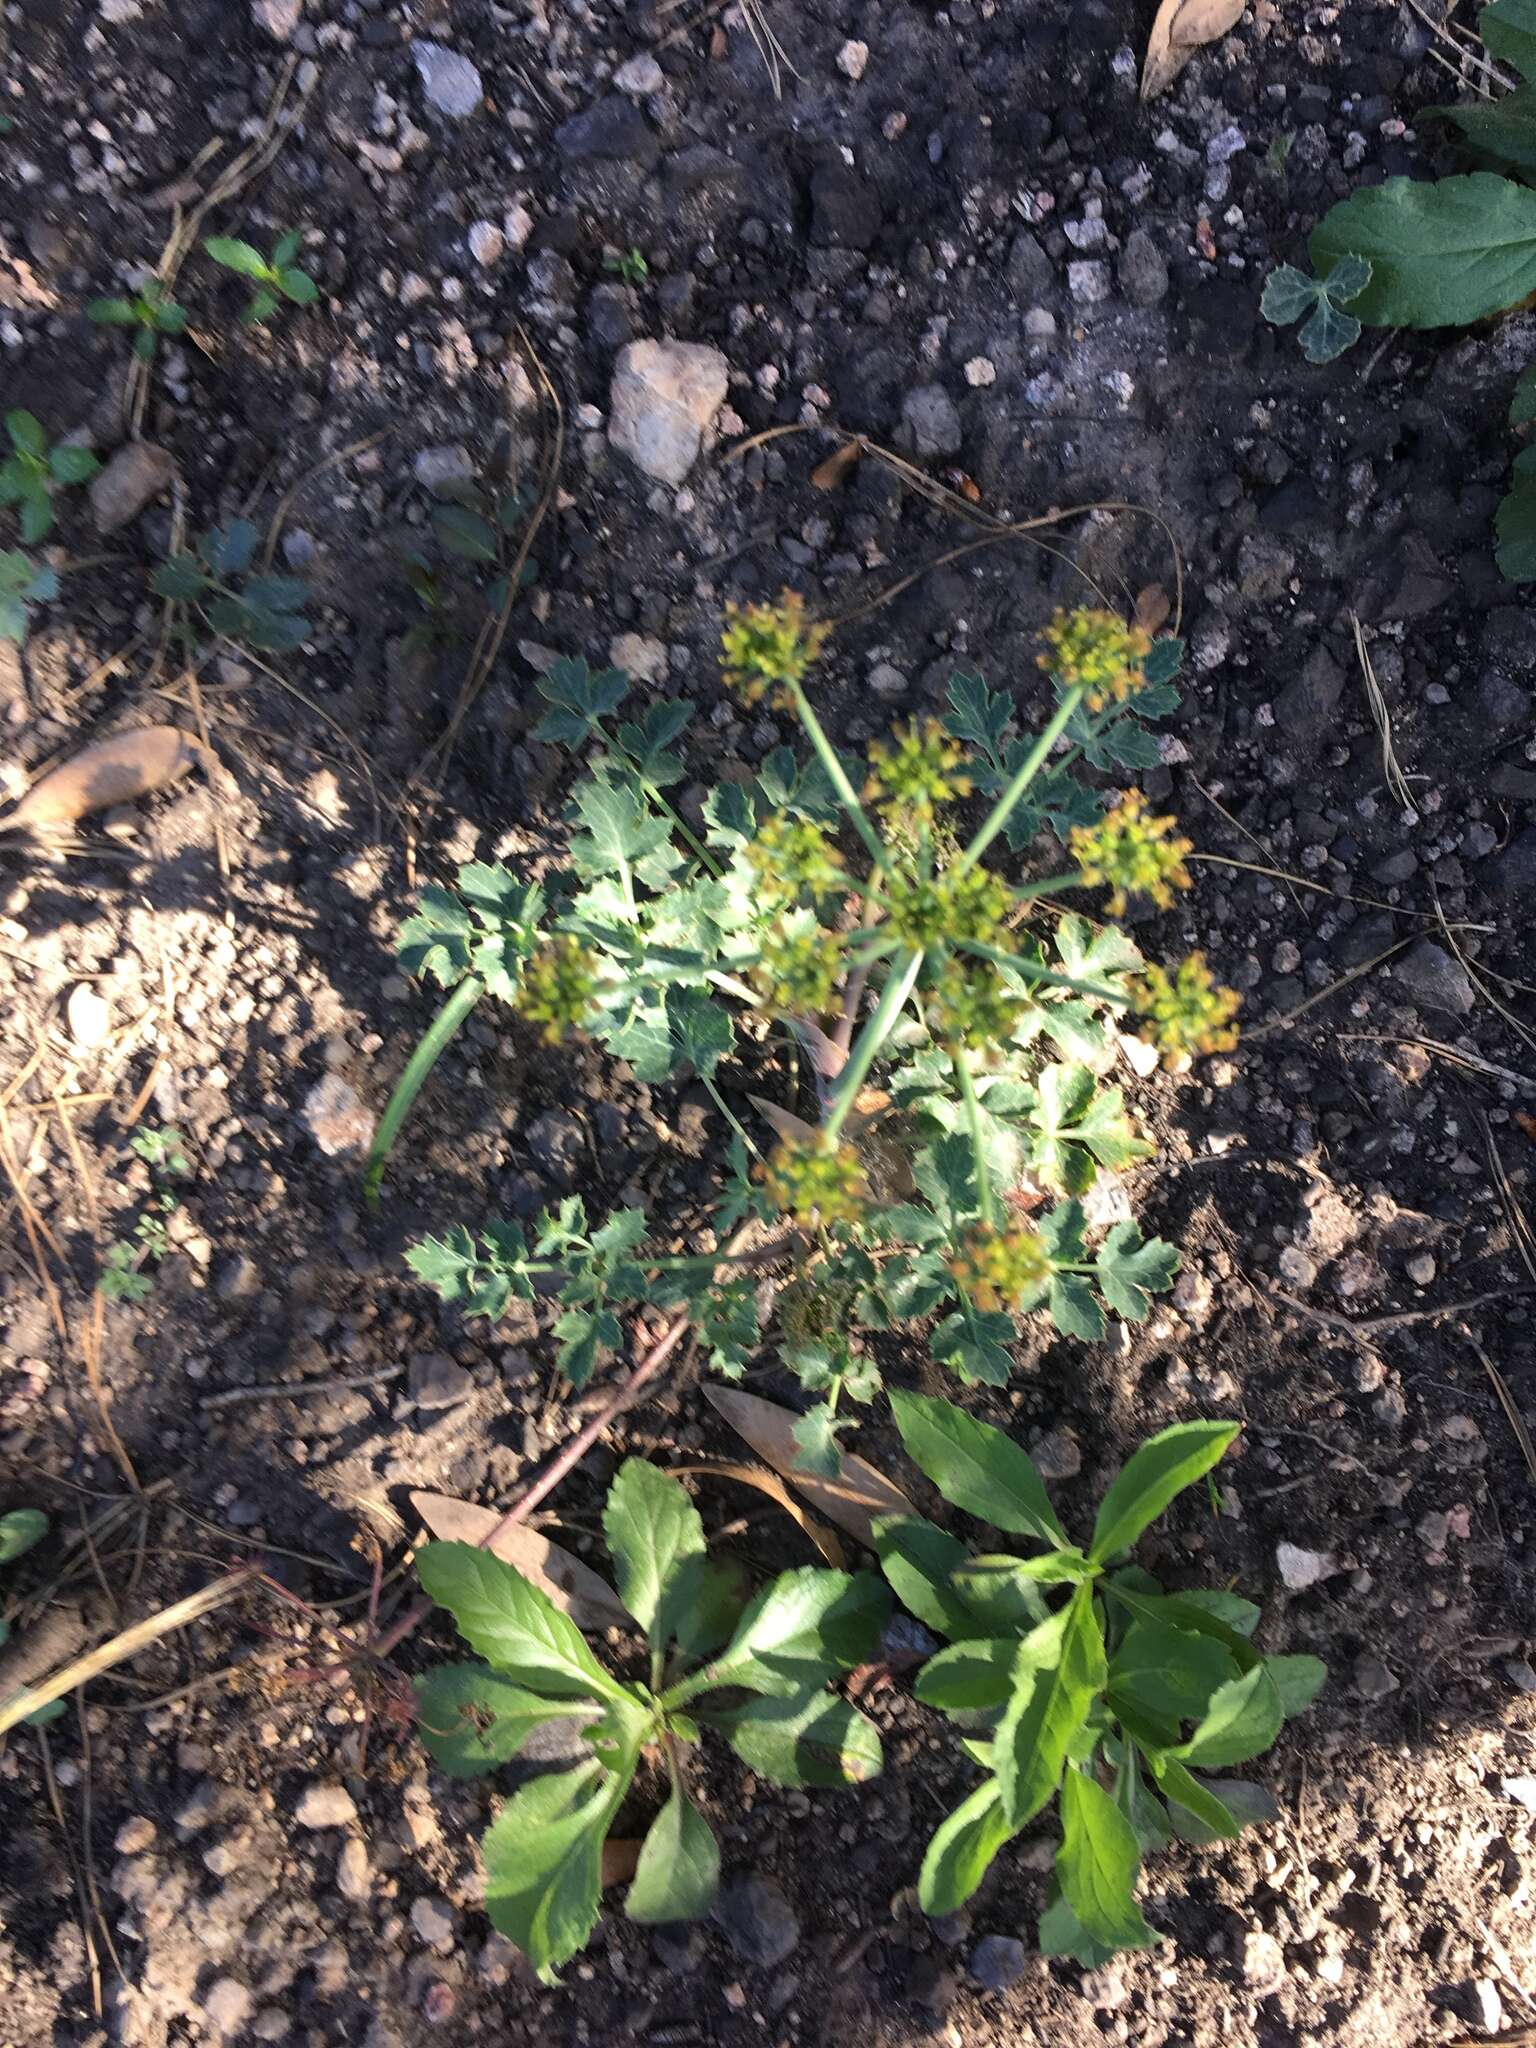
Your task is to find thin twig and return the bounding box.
[1460,1324,1536,1485]
[201,1364,404,1410]
[1244,939,1410,1042]
[1269,1285,1536,1339]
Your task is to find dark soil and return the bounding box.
[3,2,1536,2045]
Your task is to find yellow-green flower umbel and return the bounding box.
[744,813,846,908]
[757,1135,868,1226]
[883,866,1011,951]
[517,934,598,1044]
[755,920,843,1015]
[1134,952,1240,1061]
[947,1219,1052,1312]
[925,958,1024,1050]
[865,718,973,826]
[1069,788,1193,915]
[720,590,829,707]
[1039,607,1153,712]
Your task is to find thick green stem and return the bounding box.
[704,1074,760,1159]
[823,950,924,1141]
[784,678,889,873]
[364,974,484,1203]
[956,687,1085,875]
[953,1047,996,1226]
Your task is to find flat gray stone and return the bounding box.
[608,339,729,485]
[412,41,484,120]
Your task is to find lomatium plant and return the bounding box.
[382,601,1239,1471]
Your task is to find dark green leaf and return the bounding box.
[5,410,44,457]
[667,1553,750,1662]
[205,235,274,281]
[1109,1622,1237,1720]
[272,229,304,267]
[702,782,756,848]
[1112,1738,1172,1853]
[914,1636,1020,1713]
[665,987,732,1081]
[711,1687,884,1788]
[48,444,98,485]
[602,1458,705,1648]
[1038,1888,1127,1968]
[1176,1665,1285,1771]
[1088,1421,1239,1564]
[553,1304,622,1388]
[1164,1774,1278,1845]
[1259,263,1322,325]
[625,1785,719,1923]
[535,655,630,746]
[889,1391,1068,1549]
[944,670,1012,766]
[242,573,309,612]
[1050,1272,1106,1342]
[918,1777,1015,1915]
[791,1403,854,1479]
[1266,1653,1327,1717]
[1311,172,1536,327]
[1149,1756,1242,1842]
[1298,296,1363,364]
[1512,362,1536,426]
[931,1304,1017,1386]
[995,1585,1106,1827]
[1056,1765,1158,1952]
[417,1540,625,1702]
[18,489,50,544]
[433,503,499,563]
[1498,450,1536,580]
[132,330,157,362]
[482,1760,624,1981]
[88,297,139,326]
[1094,1224,1180,1323]
[950,1554,1049,1634]
[1483,0,1536,78]
[279,266,319,304]
[870,1514,974,1639]
[151,555,210,603]
[704,1568,889,1697]
[0,1508,48,1565]
[415,1661,579,1778]
[204,519,258,576]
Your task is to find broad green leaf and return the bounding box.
[1038,1888,1126,1968]
[205,235,273,280]
[603,999,677,1081]
[944,669,1012,766]
[889,1391,1068,1549]
[931,1305,1017,1386]
[0,1508,48,1564]
[5,410,44,457]
[203,519,258,575]
[667,1553,750,1661]
[703,1567,889,1697]
[1094,1223,1179,1322]
[1050,1272,1106,1342]
[665,987,732,1080]
[1266,1653,1327,1717]
[48,444,98,485]
[272,229,304,267]
[791,1403,854,1479]
[1102,1579,1261,1673]
[1054,915,1142,985]
[995,1585,1106,1827]
[625,1785,719,1923]
[553,1304,622,1388]
[433,503,499,563]
[1483,0,1536,79]
[151,555,210,602]
[702,782,755,847]
[417,1541,624,1702]
[918,1777,1015,1915]
[602,1458,705,1647]
[950,1554,1050,1634]
[1056,1766,1158,1952]
[870,1514,975,1639]
[1108,1622,1237,1721]
[482,1760,625,1981]
[415,1661,579,1778]
[1149,1756,1242,1842]
[711,1687,884,1787]
[1176,1665,1285,1770]
[278,266,319,305]
[535,655,630,746]
[569,776,672,883]
[1428,81,1536,178]
[1512,364,1536,426]
[914,1636,1021,1713]
[1259,263,1321,325]
[1111,1737,1172,1853]
[1498,450,1536,580]
[1311,173,1536,327]
[1165,1774,1278,1845]
[1177,1587,1261,1637]
[1088,1422,1238,1564]
[88,296,140,325]
[1073,1086,1151,1171]
[912,1133,981,1234]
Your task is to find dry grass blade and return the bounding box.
[410,1491,634,1630]
[668,1458,847,1567]
[1338,1032,1536,1093]
[737,0,799,95]
[1351,612,1417,814]
[703,1385,915,1548]
[1479,1112,1536,1286]
[0,1569,254,1735]
[1244,938,1410,1042]
[1460,1325,1536,1485]
[1270,1285,1536,1340]
[1140,0,1245,101]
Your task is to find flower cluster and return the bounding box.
[924,958,1024,1050]
[720,590,829,707]
[745,813,846,907]
[865,719,973,826]
[757,1135,868,1226]
[883,866,1011,952]
[1069,789,1193,915]
[755,921,843,1015]
[1133,952,1240,1061]
[947,1219,1052,1311]
[516,935,598,1044]
[1039,607,1152,712]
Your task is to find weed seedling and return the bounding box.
[88,277,188,363]
[204,230,319,327]
[604,247,650,286]
[0,550,58,643]
[415,1456,888,1979]
[100,1125,191,1301]
[387,601,1237,1471]
[874,1394,1325,1960]
[151,517,311,653]
[0,411,98,544]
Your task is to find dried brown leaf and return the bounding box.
[670,1458,847,1568]
[4,725,212,834]
[1140,0,1245,101]
[1132,582,1171,636]
[810,440,863,491]
[702,1385,914,1550]
[410,1491,634,1631]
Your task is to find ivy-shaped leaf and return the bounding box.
[534,656,631,747]
[1095,1224,1180,1322]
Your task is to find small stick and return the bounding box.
[201,1364,404,1410]
[1243,939,1409,1042]
[1270,1285,1536,1339]
[1460,1325,1536,1486]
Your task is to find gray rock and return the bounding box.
[1393,940,1474,1015]
[215,1253,261,1302]
[1118,228,1168,307]
[1067,259,1112,304]
[554,95,658,166]
[1241,1928,1286,1992]
[1353,1654,1399,1699]
[614,51,665,94]
[1031,1430,1081,1479]
[410,1896,457,1951]
[1006,229,1055,299]
[714,1875,800,1967]
[1495,827,1536,893]
[525,1109,586,1187]
[1275,644,1344,741]
[608,339,729,485]
[1276,1542,1336,1590]
[1478,670,1530,733]
[1334,909,1397,968]
[409,1351,473,1410]
[901,383,963,458]
[299,1075,374,1159]
[970,1934,1028,1990]
[810,158,881,248]
[295,1783,357,1829]
[336,1837,370,1903]
[251,0,300,37]
[412,444,474,492]
[203,1979,253,2039]
[412,41,484,120]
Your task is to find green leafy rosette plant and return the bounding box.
[415,1457,889,1980]
[384,599,1240,1470]
[873,1394,1325,1961]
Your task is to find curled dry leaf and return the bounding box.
[89,440,177,534]
[409,1490,634,1632]
[1140,0,1245,101]
[3,725,214,836]
[1132,582,1172,636]
[702,1385,915,1550]
[810,439,863,491]
[669,1457,847,1569]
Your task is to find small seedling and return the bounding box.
[0,411,98,544]
[88,278,188,363]
[420,473,540,618]
[874,1394,1325,1960]
[416,1457,888,1980]
[1260,254,1372,363]
[204,230,319,327]
[100,1126,191,1301]
[130,1124,190,1176]
[0,550,58,643]
[151,517,311,653]
[604,247,650,286]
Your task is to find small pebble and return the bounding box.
[295,1782,358,1829]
